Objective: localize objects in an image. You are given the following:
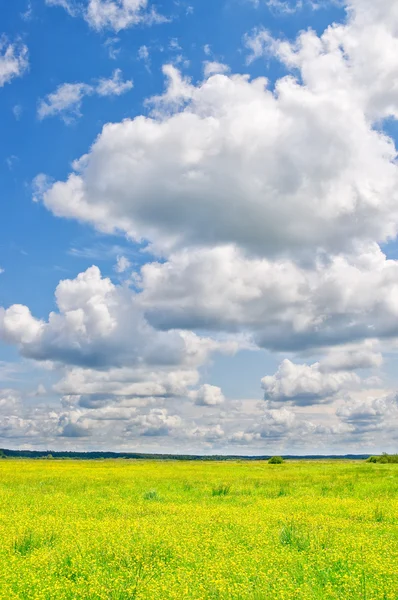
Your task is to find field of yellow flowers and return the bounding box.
[0,459,397,599]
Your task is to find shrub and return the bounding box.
[268,456,284,464]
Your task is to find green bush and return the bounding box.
[268,456,284,464]
[366,454,398,464]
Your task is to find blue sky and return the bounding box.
[1,0,398,454]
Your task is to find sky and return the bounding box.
[1,0,398,455]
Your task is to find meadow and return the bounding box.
[0,459,397,599]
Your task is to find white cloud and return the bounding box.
[96,68,133,96]
[36,51,398,257]
[192,384,225,406]
[11,0,398,452]
[45,0,78,16]
[114,255,131,273]
[38,69,132,122]
[319,343,383,372]
[86,0,167,31]
[21,2,33,21]
[0,266,231,370]
[104,37,121,59]
[138,244,398,352]
[127,408,182,436]
[6,156,19,171]
[261,359,360,406]
[203,61,230,77]
[265,0,303,14]
[37,82,94,122]
[249,0,338,10]
[0,36,29,87]
[138,45,151,70]
[245,0,398,121]
[12,105,22,120]
[0,268,4,275]
[337,392,398,435]
[47,0,167,31]
[0,265,239,439]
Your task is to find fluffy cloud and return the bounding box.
[8,0,398,453]
[231,407,306,444]
[319,343,383,372]
[337,392,398,435]
[0,266,235,370]
[126,408,182,436]
[245,0,398,120]
[35,55,398,258]
[0,36,29,87]
[261,359,360,406]
[37,70,132,121]
[138,244,398,352]
[46,0,166,31]
[192,384,225,406]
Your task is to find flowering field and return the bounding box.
[0,460,397,599]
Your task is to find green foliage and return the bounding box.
[374,507,385,523]
[13,531,56,556]
[268,456,284,464]
[279,522,311,552]
[366,454,398,464]
[143,490,159,500]
[211,484,231,496]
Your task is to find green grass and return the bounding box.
[0,459,397,599]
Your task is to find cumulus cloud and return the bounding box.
[337,392,398,435]
[245,0,398,120]
[10,0,398,452]
[0,266,234,370]
[261,359,360,406]
[0,36,29,87]
[192,384,225,406]
[127,408,182,436]
[231,407,299,443]
[137,244,398,352]
[35,50,398,257]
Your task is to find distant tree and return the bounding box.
[268,456,284,464]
